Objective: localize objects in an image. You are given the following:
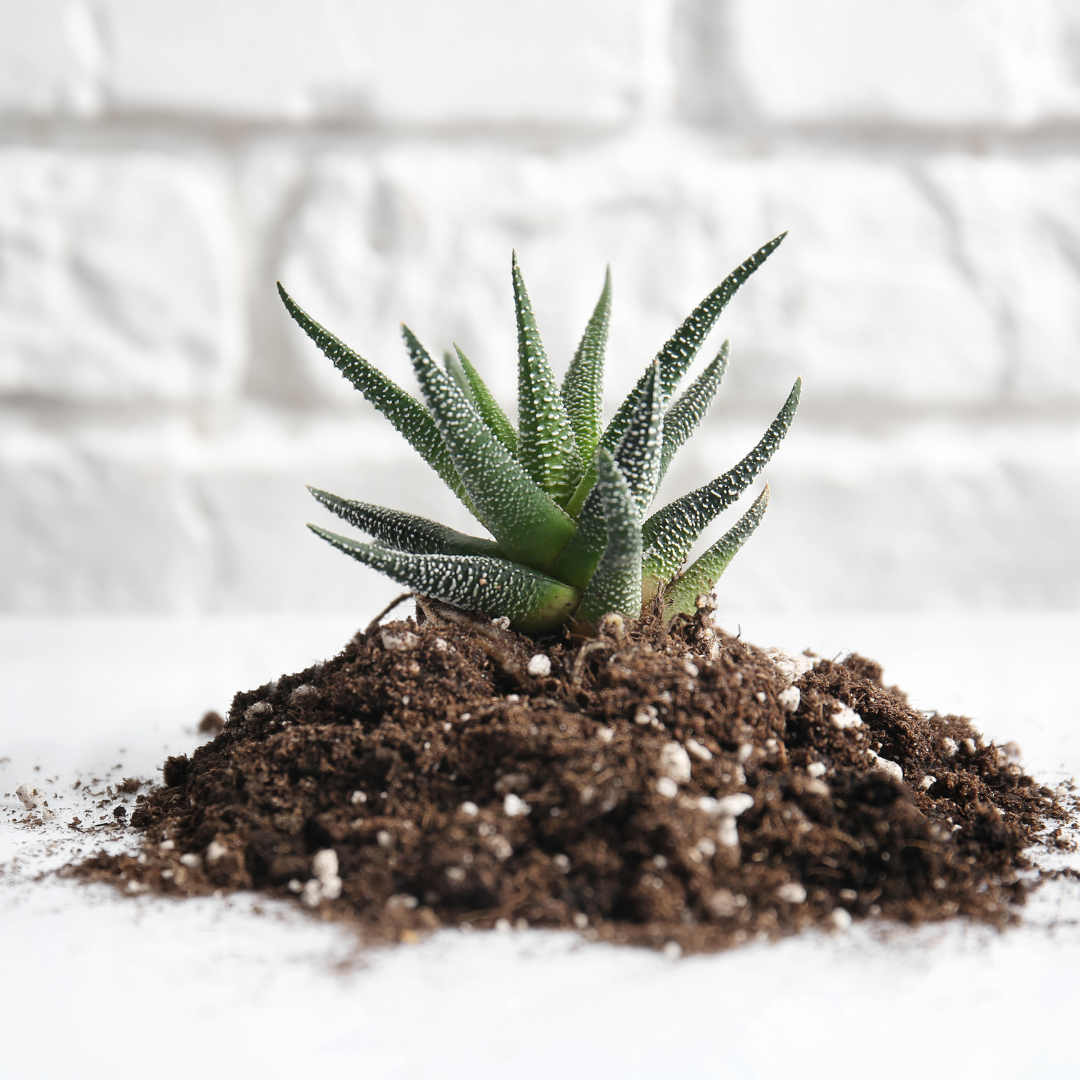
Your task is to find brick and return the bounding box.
[263,140,1080,412]
[0,406,469,612]
[0,3,101,116]
[3,408,1078,612]
[712,0,1080,127]
[99,0,652,125]
[0,150,242,404]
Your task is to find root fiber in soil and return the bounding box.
[76,606,1071,953]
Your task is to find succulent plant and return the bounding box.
[279,235,800,635]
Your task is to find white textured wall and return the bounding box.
[1,0,1079,615]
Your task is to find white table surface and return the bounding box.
[2,611,1079,1080]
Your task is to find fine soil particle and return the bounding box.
[74,605,1072,953]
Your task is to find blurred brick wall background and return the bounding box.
[2,0,1079,615]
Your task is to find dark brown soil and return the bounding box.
[75,604,1073,953]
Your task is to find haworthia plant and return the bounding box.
[282,237,799,634]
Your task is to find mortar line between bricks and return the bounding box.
[2,118,1080,158]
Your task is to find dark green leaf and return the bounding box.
[513,253,584,504]
[613,359,663,519]
[402,324,577,573]
[561,266,611,462]
[642,378,800,584]
[662,485,769,620]
[443,348,474,402]
[659,343,728,482]
[277,284,466,503]
[601,234,786,453]
[309,487,505,559]
[575,450,643,627]
[454,344,519,454]
[309,525,580,634]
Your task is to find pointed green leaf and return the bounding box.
[278,284,466,504]
[613,359,664,520]
[309,526,580,634]
[402,324,576,573]
[563,459,598,520]
[561,335,662,523]
[575,450,643,627]
[561,266,611,462]
[443,348,474,402]
[552,453,608,590]
[642,377,800,584]
[601,234,786,453]
[662,486,769,621]
[659,343,728,483]
[309,487,505,559]
[454,344,518,455]
[513,253,584,504]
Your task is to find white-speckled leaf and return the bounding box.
[444,347,474,402]
[576,450,643,626]
[455,344,518,455]
[308,487,505,559]
[659,343,728,483]
[642,378,800,583]
[613,359,663,520]
[662,486,770,620]
[600,235,786,453]
[308,525,580,633]
[278,284,467,505]
[561,266,611,462]
[402,325,576,573]
[513,253,584,505]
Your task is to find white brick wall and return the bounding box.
[0,149,241,403]
[1,0,1078,614]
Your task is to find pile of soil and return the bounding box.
[76,604,1073,953]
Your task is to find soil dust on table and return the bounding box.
[75,603,1075,954]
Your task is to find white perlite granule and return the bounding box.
[716,817,739,848]
[765,648,816,686]
[775,882,807,904]
[807,762,827,779]
[635,704,658,726]
[380,628,420,651]
[244,701,272,722]
[658,741,692,783]
[920,775,936,790]
[830,704,863,730]
[656,776,679,798]
[829,908,853,930]
[526,654,552,677]
[685,738,713,761]
[205,841,228,864]
[303,848,343,908]
[702,794,754,818]
[867,751,903,782]
[777,686,801,713]
[15,784,46,810]
[503,793,531,817]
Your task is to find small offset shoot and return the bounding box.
[280,236,800,634]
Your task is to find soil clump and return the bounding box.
[75,604,1071,953]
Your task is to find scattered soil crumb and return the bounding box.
[72,605,1071,953]
[198,711,226,736]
